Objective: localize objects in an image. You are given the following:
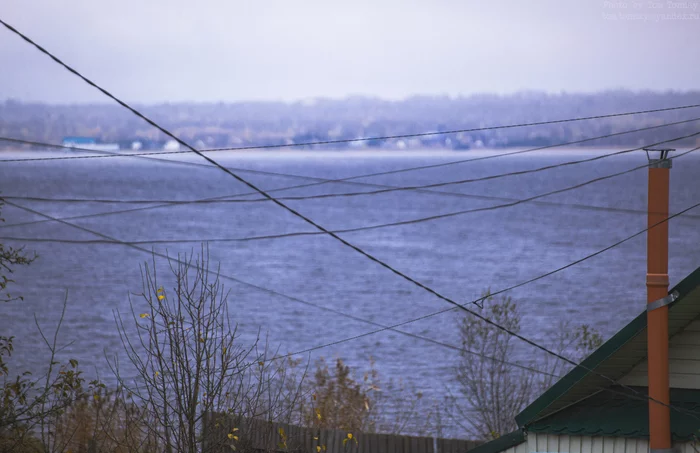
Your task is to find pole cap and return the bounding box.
[644,148,674,168]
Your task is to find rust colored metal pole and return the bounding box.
[647,151,672,452]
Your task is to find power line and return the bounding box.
[5,170,700,311]
[7,192,700,397]
[0,17,576,368]
[5,151,700,417]
[2,117,700,217]
[2,192,699,218]
[3,128,700,235]
[4,122,700,205]
[3,18,697,420]
[256,197,700,425]
[3,117,700,236]
[84,131,700,203]
[1,18,657,339]
[10,201,700,420]
[6,194,700,420]
[5,152,700,360]
[0,197,552,376]
[6,189,698,220]
[7,145,696,244]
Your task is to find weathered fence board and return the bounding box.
[203,414,483,453]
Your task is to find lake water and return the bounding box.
[1,148,700,429]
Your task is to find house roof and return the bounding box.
[466,266,700,453]
[515,265,700,428]
[527,386,700,441]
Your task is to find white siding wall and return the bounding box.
[527,433,695,453]
[619,319,700,389]
[500,439,530,453]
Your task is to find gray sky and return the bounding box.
[2,0,700,103]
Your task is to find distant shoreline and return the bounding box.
[1,145,695,160]
[4,92,700,154]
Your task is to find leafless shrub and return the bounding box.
[109,247,309,453]
[451,290,603,440]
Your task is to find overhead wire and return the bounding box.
[3,130,700,240]
[5,194,700,420]
[1,17,657,338]
[3,17,699,419]
[5,144,698,245]
[4,149,700,364]
[3,117,700,208]
[3,119,700,233]
[4,188,700,225]
[0,197,552,378]
[3,119,700,204]
[11,196,700,419]
[4,147,700,306]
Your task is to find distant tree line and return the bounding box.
[2,90,700,150]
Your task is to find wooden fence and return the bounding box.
[203,414,483,453]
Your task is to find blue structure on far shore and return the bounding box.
[62,136,119,151]
[62,136,97,147]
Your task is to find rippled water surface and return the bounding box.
[2,148,700,408]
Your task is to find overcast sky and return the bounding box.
[2,0,699,103]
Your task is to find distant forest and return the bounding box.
[2,90,700,150]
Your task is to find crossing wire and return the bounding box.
[3,117,700,204]
[277,197,700,355]
[4,149,699,308]
[4,187,700,222]
[10,197,700,421]
[0,198,553,377]
[3,117,700,237]
[5,144,698,245]
[3,128,700,234]
[5,194,700,421]
[3,18,698,419]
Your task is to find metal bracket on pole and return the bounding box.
[644,148,674,169]
[647,291,679,312]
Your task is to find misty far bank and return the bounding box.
[3,90,700,151]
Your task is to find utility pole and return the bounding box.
[645,147,674,453]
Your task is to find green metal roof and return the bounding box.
[528,386,700,441]
[516,265,700,427]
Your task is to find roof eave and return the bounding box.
[514,312,646,426]
[515,265,700,427]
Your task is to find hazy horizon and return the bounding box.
[2,0,700,104]
[4,88,700,107]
